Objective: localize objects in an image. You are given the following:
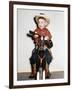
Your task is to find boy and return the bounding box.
[29,13,53,78]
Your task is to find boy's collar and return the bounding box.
[38,27,46,30]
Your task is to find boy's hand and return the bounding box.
[34,32,39,38]
[34,35,39,38]
[44,36,49,40]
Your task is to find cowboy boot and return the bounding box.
[45,62,51,79]
[29,64,36,78]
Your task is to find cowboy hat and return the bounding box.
[34,13,50,26]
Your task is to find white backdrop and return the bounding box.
[0,0,72,90]
[17,8,67,72]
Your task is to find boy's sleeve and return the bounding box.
[34,29,38,34]
[33,29,40,43]
[46,30,52,40]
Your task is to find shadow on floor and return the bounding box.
[17,71,64,81]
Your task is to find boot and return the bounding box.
[29,64,36,78]
[45,62,51,79]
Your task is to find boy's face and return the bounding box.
[38,18,47,29]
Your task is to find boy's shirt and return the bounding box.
[33,28,52,44]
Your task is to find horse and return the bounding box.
[27,31,53,80]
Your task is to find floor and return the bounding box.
[17,71,64,81]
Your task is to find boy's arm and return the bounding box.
[46,30,52,40]
[32,29,40,44]
[33,29,39,38]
